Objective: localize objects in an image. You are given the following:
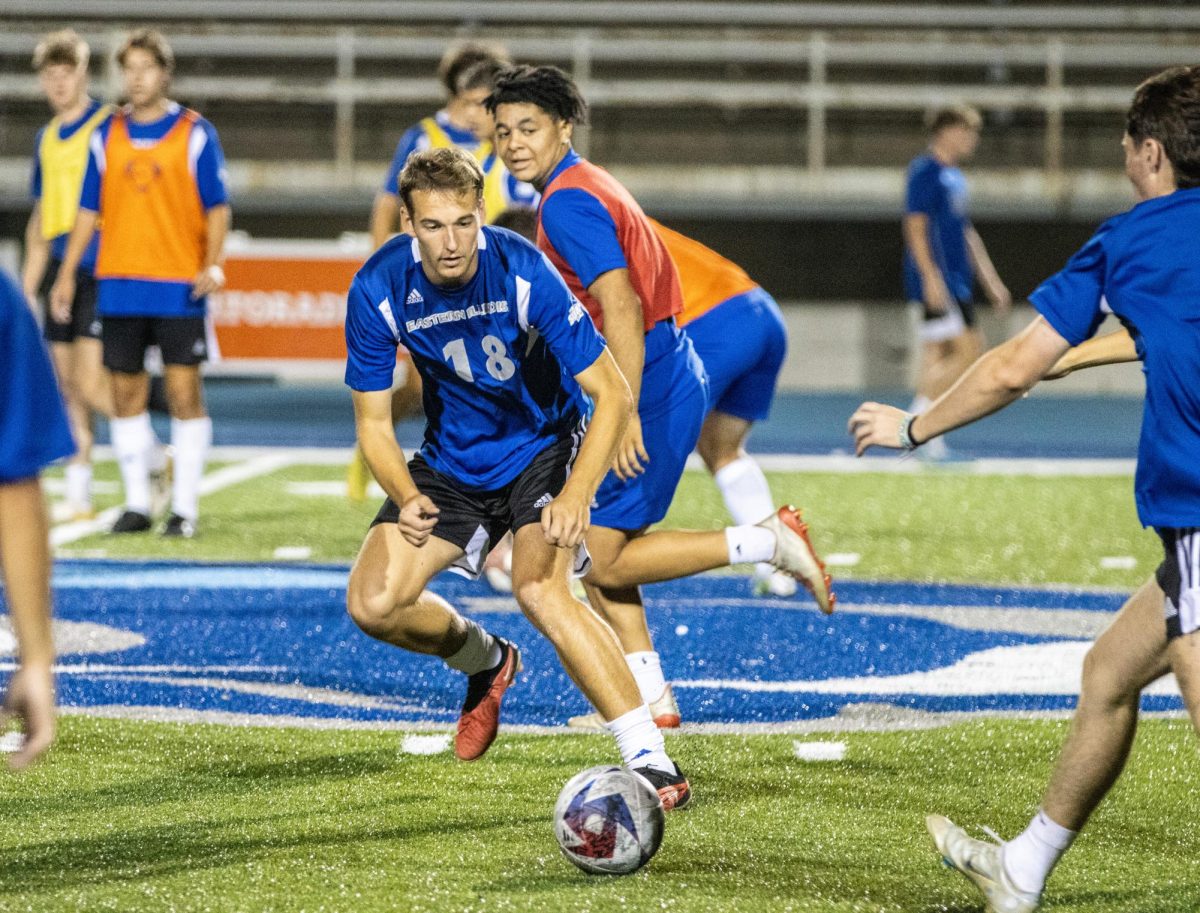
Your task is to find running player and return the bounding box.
[344,147,689,808]
[51,28,230,538]
[489,66,833,730]
[903,105,1010,457]
[21,30,111,520]
[1,268,75,769]
[487,209,796,599]
[851,66,1200,913]
[348,44,535,503]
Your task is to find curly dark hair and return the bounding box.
[1127,65,1200,190]
[484,65,588,125]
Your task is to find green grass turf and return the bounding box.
[1,716,1196,912]
[55,462,1158,590]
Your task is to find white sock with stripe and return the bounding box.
[605,704,675,775]
[170,416,211,522]
[1003,809,1076,895]
[714,456,778,578]
[110,413,154,515]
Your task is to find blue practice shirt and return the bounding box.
[0,271,75,482]
[79,102,229,318]
[380,112,480,195]
[345,225,606,491]
[1030,186,1200,528]
[903,153,973,303]
[30,97,104,270]
[538,149,629,289]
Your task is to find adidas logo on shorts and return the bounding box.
[406,289,424,305]
[533,493,552,509]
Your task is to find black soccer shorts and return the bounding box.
[371,431,581,579]
[1155,526,1200,640]
[39,258,101,343]
[102,315,208,373]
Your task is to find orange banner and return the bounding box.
[209,243,368,361]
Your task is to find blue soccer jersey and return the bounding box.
[345,225,606,491]
[0,270,75,482]
[903,153,973,303]
[1030,186,1200,527]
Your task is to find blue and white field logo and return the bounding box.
[554,765,664,875]
[26,561,1183,731]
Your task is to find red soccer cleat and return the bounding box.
[454,639,521,761]
[757,505,837,613]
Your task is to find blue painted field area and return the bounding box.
[29,561,1183,728]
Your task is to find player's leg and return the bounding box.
[928,576,1169,911]
[691,289,795,595]
[510,525,689,808]
[104,317,156,533]
[63,273,112,518]
[159,318,211,537]
[48,341,94,519]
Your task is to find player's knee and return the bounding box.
[346,578,421,638]
[1080,645,1138,707]
[512,575,568,631]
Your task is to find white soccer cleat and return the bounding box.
[567,684,682,731]
[757,506,835,613]
[926,815,1041,913]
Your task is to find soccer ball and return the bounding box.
[554,765,664,875]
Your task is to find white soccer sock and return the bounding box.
[170,416,212,522]
[714,456,778,578]
[65,462,92,512]
[110,413,154,515]
[725,525,777,566]
[1002,809,1077,895]
[445,617,501,675]
[625,651,667,706]
[605,704,675,775]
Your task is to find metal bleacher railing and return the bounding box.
[1,2,1197,213]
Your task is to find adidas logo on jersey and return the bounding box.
[533,493,553,509]
[406,288,424,305]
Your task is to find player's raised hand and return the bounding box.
[1,663,56,771]
[848,402,912,456]
[542,488,590,549]
[397,493,439,547]
[49,273,75,325]
[613,414,649,481]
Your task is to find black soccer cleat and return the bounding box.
[110,510,152,534]
[632,764,692,811]
[160,513,196,539]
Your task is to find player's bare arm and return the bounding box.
[47,207,98,323]
[902,212,952,315]
[21,206,50,306]
[586,268,648,481]
[542,347,633,549]
[192,203,231,299]
[966,224,1012,312]
[352,388,438,546]
[849,316,1070,455]
[0,477,56,770]
[1045,327,1138,380]
[369,192,401,251]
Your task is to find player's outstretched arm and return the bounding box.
[849,315,1070,456]
[543,348,633,549]
[586,269,648,480]
[1044,328,1137,380]
[0,476,56,770]
[48,208,98,324]
[352,388,438,546]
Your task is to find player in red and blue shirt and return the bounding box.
[489,66,834,730]
[852,66,1200,912]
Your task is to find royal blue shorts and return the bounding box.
[591,319,708,531]
[683,286,787,422]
